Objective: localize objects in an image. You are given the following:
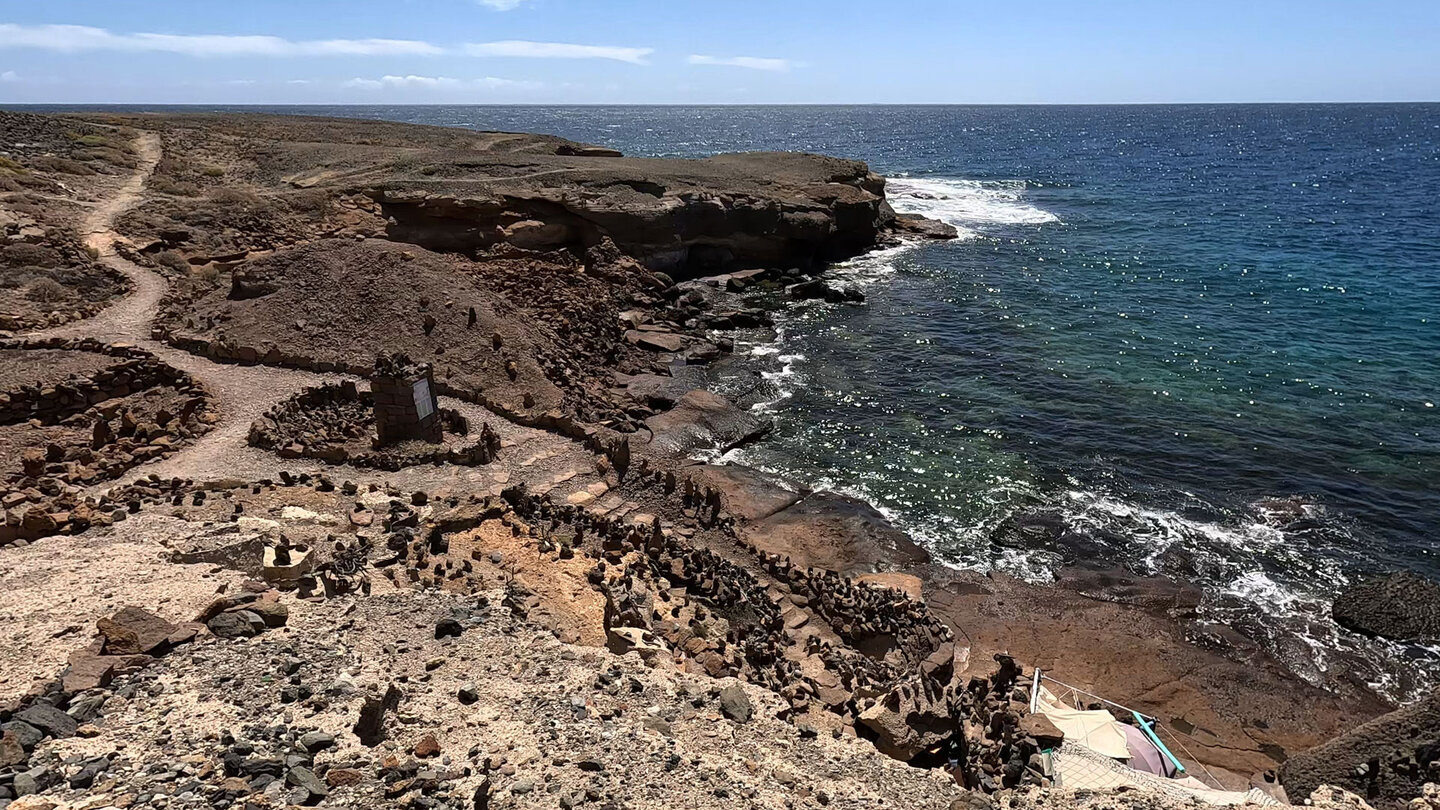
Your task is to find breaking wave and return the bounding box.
[886,176,1059,236]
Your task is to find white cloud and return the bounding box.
[477,76,539,89]
[476,0,533,9]
[465,40,651,64]
[345,75,461,89]
[0,24,443,57]
[344,75,539,91]
[0,70,17,82]
[687,54,791,72]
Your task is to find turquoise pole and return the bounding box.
[1131,711,1186,775]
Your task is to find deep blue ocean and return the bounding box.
[34,104,1440,698]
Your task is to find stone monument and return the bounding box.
[371,353,442,445]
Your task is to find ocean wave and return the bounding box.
[887,175,1059,232]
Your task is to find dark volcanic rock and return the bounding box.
[892,213,960,240]
[718,684,753,723]
[15,704,77,739]
[1281,688,1440,806]
[1333,572,1440,641]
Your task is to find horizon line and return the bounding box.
[4,100,1440,108]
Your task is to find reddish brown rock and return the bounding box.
[325,768,365,788]
[685,464,804,522]
[742,492,929,576]
[413,733,441,758]
[0,730,24,766]
[62,647,117,694]
[97,606,179,655]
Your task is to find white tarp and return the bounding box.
[1034,685,1130,760]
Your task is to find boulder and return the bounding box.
[741,492,930,575]
[1333,572,1440,641]
[892,213,960,240]
[644,390,773,458]
[15,704,77,739]
[1019,713,1065,747]
[97,606,178,655]
[606,627,667,663]
[2,720,42,751]
[61,648,116,694]
[718,684,753,723]
[1281,688,1440,805]
[684,464,804,522]
[624,374,695,410]
[625,330,688,353]
[207,610,262,639]
[858,678,956,761]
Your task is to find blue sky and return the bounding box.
[0,0,1436,104]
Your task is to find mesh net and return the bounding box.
[1051,741,1280,806]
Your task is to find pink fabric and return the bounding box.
[1122,723,1176,777]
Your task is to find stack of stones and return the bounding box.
[371,354,442,446]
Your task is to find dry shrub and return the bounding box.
[30,156,93,175]
[72,133,115,149]
[285,189,332,214]
[208,188,263,206]
[75,146,132,166]
[155,250,191,273]
[2,243,60,268]
[201,165,226,177]
[188,265,220,286]
[25,277,69,303]
[149,176,200,197]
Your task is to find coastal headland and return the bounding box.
[0,110,1418,810]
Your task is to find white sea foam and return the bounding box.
[886,176,1059,234]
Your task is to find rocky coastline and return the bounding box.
[0,110,1431,810]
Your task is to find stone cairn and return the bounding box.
[371,353,442,446]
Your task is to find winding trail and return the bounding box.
[25,132,607,503]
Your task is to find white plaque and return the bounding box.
[412,378,434,421]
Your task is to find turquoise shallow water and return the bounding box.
[30,103,1440,697]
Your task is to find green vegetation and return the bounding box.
[72,133,115,149]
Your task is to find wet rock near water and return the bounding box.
[1333,572,1440,642]
[1282,688,1440,807]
